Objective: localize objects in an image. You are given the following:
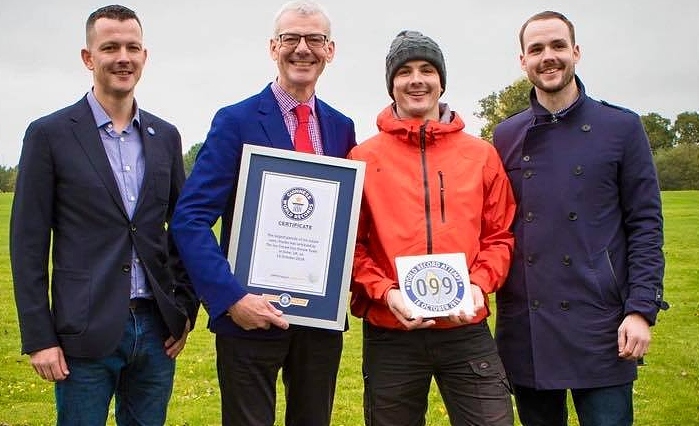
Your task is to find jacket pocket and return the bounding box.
[52,268,91,335]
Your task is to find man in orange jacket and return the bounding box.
[348,30,516,425]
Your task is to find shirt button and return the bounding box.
[129,195,136,202]
[120,137,125,142]
[124,165,131,172]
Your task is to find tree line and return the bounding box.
[475,78,699,190]
[1,82,696,192]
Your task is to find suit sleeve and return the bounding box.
[170,108,247,321]
[10,121,59,354]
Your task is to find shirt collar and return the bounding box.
[86,89,141,129]
[271,80,316,116]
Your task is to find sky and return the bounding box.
[1,0,698,167]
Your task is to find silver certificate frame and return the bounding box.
[227,144,365,330]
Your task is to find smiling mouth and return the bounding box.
[291,60,315,66]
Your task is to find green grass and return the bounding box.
[1,191,698,425]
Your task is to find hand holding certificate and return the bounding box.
[227,145,365,331]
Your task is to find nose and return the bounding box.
[294,37,311,53]
[116,46,131,62]
[541,46,556,61]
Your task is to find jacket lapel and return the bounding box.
[71,98,128,217]
[135,111,157,214]
[258,85,295,150]
[315,102,337,157]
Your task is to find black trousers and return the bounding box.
[362,320,514,426]
[216,326,343,426]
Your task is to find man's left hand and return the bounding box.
[165,319,191,359]
[618,313,651,360]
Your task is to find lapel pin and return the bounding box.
[147,126,155,135]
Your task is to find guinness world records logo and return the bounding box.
[404,260,466,312]
[281,187,315,221]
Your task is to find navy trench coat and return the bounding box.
[493,77,665,389]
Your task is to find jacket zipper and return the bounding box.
[438,171,445,223]
[420,123,433,254]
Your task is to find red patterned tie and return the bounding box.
[293,105,315,154]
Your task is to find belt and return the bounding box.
[129,298,155,311]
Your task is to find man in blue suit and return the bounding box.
[170,1,355,425]
[493,10,666,426]
[10,5,199,425]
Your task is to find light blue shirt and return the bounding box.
[86,90,150,299]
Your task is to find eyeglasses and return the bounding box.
[278,33,328,49]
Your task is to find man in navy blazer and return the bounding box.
[170,2,355,425]
[493,11,665,426]
[10,5,198,425]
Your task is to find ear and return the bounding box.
[519,53,526,72]
[81,48,94,70]
[325,40,335,63]
[572,44,581,65]
[269,38,280,61]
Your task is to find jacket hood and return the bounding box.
[376,103,466,145]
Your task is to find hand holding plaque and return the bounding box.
[394,253,474,319]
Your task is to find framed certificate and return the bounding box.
[395,253,474,318]
[227,144,365,330]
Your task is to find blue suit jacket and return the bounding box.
[10,96,199,358]
[171,84,356,336]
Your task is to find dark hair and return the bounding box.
[86,5,141,43]
[519,11,575,52]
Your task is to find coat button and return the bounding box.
[525,211,534,222]
[121,264,131,273]
[526,255,535,266]
[562,255,572,266]
[522,155,531,162]
[130,224,137,232]
[523,170,533,179]
[531,300,540,310]
[560,300,570,310]
[574,165,583,176]
[568,212,578,221]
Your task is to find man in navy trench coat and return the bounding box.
[493,10,666,426]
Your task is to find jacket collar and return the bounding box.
[529,75,587,120]
[376,102,465,145]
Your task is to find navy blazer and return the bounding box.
[171,84,356,337]
[11,96,199,358]
[493,77,665,389]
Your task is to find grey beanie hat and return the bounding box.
[385,30,446,99]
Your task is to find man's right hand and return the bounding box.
[30,346,69,382]
[386,288,435,330]
[227,293,290,331]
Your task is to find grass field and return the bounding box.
[0,191,697,425]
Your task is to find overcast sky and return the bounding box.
[1,0,697,166]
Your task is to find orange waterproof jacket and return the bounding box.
[348,105,516,330]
